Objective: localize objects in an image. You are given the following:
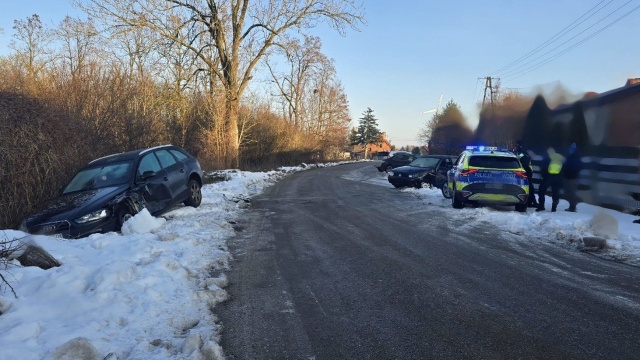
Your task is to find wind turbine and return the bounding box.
[420,89,444,117]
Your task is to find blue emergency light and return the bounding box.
[465,145,511,153]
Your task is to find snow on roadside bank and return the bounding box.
[403,186,640,264]
[0,163,351,360]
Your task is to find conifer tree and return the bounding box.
[350,107,382,158]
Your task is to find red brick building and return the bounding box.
[352,132,392,159]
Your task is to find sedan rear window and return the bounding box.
[468,155,520,169]
[409,157,440,168]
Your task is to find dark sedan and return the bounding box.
[387,155,456,190]
[376,151,415,172]
[20,145,203,239]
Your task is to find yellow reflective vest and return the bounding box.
[548,152,565,175]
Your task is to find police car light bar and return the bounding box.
[465,145,510,152]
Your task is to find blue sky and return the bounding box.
[1,0,638,147]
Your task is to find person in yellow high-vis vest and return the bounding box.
[536,147,566,212]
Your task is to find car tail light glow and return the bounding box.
[514,170,527,179]
[460,169,478,176]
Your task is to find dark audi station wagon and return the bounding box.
[20,145,204,239]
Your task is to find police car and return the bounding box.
[445,146,529,212]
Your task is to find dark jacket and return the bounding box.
[515,146,533,174]
[564,151,582,179]
[540,153,551,178]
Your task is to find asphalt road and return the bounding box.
[217,162,640,360]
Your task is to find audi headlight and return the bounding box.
[75,209,110,223]
[389,171,395,176]
[409,172,427,178]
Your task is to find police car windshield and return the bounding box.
[409,157,440,168]
[468,155,520,169]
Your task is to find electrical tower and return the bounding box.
[480,76,499,110]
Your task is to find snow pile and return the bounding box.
[0,164,327,360]
[405,186,640,263]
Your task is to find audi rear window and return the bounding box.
[468,155,520,169]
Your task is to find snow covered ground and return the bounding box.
[364,169,640,264]
[0,161,638,360]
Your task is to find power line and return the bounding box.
[472,77,481,104]
[502,2,640,80]
[500,0,633,78]
[491,0,613,75]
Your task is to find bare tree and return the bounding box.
[53,17,102,79]
[267,35,349,157]
[76,0,364,167]
[10,14,52,87]
[0,232,19,298]
[309,62,350,156]
[267,35,322,127]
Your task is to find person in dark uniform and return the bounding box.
[536,147,565,212]
[563,143,582,212]
[514,139,538,207]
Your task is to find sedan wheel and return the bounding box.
[441,183,452,199]
[184,179,202,207]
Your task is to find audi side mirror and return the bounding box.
[140,170,157,181]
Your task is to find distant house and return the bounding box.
[352,132,392,159]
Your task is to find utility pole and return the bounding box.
[480,76,499,110]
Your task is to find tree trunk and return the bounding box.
[225,95,240,168]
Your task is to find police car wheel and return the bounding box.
[515,203,527,212]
